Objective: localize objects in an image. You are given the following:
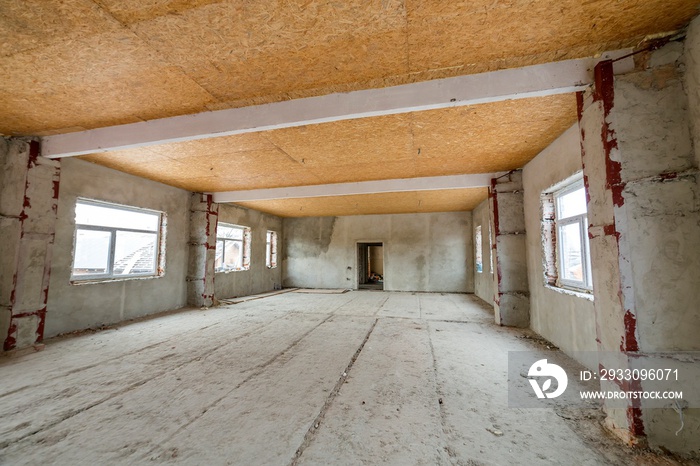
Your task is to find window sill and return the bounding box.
[216,268,250,274]
[71,274,162,285]
[544,284,594,301]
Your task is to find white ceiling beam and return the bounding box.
[210,173,505,203]
[41,49,633,159]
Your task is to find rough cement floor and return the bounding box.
[0,291,687,465]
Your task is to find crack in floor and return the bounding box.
[289,318,379,466]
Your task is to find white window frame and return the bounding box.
[266,231,278,269]
[553,179,592,292]
[215,223,251,272]
[71,199,163,281]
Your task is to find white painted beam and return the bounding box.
[41,50,633,159]
[210,173,505,203]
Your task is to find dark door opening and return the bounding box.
[357,242,384,290]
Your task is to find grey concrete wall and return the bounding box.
[472,199,494,304]
[214,203,282,299]
[46,158,190,337]
[283,212,473,292]
[491,171,529,328]
[578,40,700,454]
[522,125,598,370]
[684,16,700,169]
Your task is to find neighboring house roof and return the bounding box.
[113,244,155,275]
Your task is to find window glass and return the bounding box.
[488,223,493,274]
[73,229,111,276]
[215,223,250,272]
[557,186,587,218]
[72,200,163,281]
[266,231,278,268]
[551,179,592,291]
[113,231,157,275]
[75,202,159,231]
[475,226,483,273]
[559,222,584,281]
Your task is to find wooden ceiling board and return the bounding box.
[0,0,121,57]
[234,188,489,218]
[412,94,578,177]
[262,113,414,168]
[0,28,216,135]
[1,1,697,135]
[78,94,576,192]
[406,0,699,73]
[149,132,278,159]
[127,1,408,102]
[94,0,226,25]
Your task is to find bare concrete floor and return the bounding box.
[0,291,685,465]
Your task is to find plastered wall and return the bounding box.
[46,158,190,337]
[214,203,283,299]
[522,125,598,369]
[576,35,700,454]
[472,199,494,304]
[283,212,473,292]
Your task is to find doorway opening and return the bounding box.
[357,242,384,290]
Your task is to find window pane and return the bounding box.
[218,224,243,240]
[76,202,159,231]
[73,229,111,276]
[113,231,157,275]
[488,224,494,274]
[560,222,584,282]
[557,186,587,219]
[224,240,243,269]
[475,226,483,273]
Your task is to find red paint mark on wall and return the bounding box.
[627,406,646,438]
[594,61,625,208]
[4,139,60,351]
[622,310,639,352]
[35,308,47,344]
[3,322,17,351]
[598,363,646,438]
[602,224,621,241]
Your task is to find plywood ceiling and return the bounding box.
[2,1,698,217]
[79,94,577,193]
[235,188,490,218]
[0,0,697,135]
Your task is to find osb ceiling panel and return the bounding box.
[234,188,489,218]
[1,0,698,135]
[79,94,577,193]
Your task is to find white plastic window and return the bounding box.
[554,180,592,291]
[266,231,278,269]
[475,225,483,273]
[216,223,251,271]
[72,199,163,280]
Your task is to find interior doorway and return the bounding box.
[357,242,384,290]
